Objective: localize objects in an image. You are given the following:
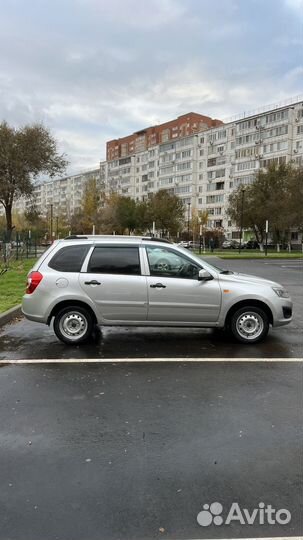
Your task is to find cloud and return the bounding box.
[77,0,187,28]
[0,0,302,175]
[285,0,303,11]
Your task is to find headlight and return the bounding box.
[272,287,290,298]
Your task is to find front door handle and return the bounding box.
[84,280,101,285]
[150,283,166,288]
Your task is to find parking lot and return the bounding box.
[0,360,302,540]
[0,258,302,360]
[0,258,302,540]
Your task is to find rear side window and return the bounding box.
[87,246,141,275]
[48,245,90,272]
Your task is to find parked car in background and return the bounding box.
[222,240,240,249]
[177,241,193,249]
[245,240,259,249]
[22,235,293,346]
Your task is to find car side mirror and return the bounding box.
[198,269,213,281]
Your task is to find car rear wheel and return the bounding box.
[54,306,94,345]
[230,306,269,344]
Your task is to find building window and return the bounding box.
[206,194,224,203]
[161,129,170,142]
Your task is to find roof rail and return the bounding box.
[64,234,172,243]
[64,235,89,240]
[142,237,172,244]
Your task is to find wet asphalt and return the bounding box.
[0,258,302,360]
[0,361,302,540]
[0,258,302,540]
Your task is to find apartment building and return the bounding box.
[107,112,223,160]
[12,168,101,218]
[6,97,303,243]
[103,97,303,241]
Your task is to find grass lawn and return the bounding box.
[0,258,37,313]
[194,250,303,259]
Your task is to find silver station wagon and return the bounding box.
[22,236,293,345]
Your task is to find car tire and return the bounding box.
[230,306,269,344]
[54,305,94,345]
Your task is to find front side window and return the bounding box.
[48,245,90,272]
[146,246,200,279]
[87,246,141,275]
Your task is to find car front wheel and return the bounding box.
[230,306,269,344]
[54,306,94,345]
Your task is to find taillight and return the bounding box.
[26,271,43,294]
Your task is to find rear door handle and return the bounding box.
[84,280,101,285]
[150,283,166,288]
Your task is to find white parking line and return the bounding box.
[182,537,301,540]
[0,357,302,364]
[263,261,303,265]
[281,265,303,268]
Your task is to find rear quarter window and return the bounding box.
[48,245,90,272]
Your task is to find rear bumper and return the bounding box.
[21,307,47,324]
[22,295,48,324]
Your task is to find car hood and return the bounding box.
[219,272,281,288]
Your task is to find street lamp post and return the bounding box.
[239,188,245,254]
[265,219,269,256]
[187,202,191,241]
[50,204,53,243]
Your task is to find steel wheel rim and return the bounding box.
[236,311,264,340]
[59,312,88,340]
[157,260,170,271]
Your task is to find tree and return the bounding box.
[115,196,138,233]
[97,192,124,234]
[227,163,303,246]
[146,190,185,236]
[191,209,208,242]
[0,122,67,240]
[71,177,102,234]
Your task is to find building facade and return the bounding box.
[12,168,101,218]
[106,112,223,160]
[103,98,303,241]
[5,97,303,243]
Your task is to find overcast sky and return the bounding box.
[0,0,302,175]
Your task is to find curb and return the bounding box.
[0,304,22,327]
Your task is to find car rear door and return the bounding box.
[79,244,148,322]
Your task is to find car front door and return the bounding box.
[79,245,148,322]
[145,245,221,323]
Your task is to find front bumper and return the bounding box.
[272,298,293,327]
